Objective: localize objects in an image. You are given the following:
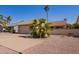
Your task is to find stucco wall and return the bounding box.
[50,29,79,37]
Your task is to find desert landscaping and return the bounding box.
[0,5,79,54]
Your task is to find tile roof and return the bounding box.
[49,21,67,27]
[16,20,67,27]
[16,20,32,26]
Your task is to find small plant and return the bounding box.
[30,18,49,38]
[68,23,79,29]
[10,28,15,33]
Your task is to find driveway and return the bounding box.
[23,35,79,54]
[0,32,45,54]
[0,32,79,54]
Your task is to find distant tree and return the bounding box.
[6,16,11,24]
[44,5,49,22]
[73,23,79,28]
[68,23,79,29]
[0,15,3,21]
[0,15,12,31]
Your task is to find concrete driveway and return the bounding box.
[0,32,45,54]
[23,35,79,54]
[0,32,79,54]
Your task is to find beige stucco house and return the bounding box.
[76,16,79,25]
[15,21,32,34]
[15,19,67,34]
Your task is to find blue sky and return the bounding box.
[0,5,79,24]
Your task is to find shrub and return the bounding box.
[30,18,49,38]
[68,23,79,29]
[10,29,15,33]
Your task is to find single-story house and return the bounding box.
[0,21,4,32]
[15,19,68,34]
[15,21,32,34]
[0,25,3,32]
[49,21,67,29]
[76,16,79,25]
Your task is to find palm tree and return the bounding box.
[44,5,49,22]
[0,15,3,21]
[2,16,11,27]
[6,16,11,24]
[0,15,11,32]
[0,15,11,24]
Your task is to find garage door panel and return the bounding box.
[19,25,30,34]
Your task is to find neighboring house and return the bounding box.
[76,16,79,25]
[0,24,3,32]
[15,19,68,34]
[0,21,4,32]
[49,21,67,29]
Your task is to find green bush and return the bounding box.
[10,29,15,33]
[30,18,49,38]
[68,23,79,29]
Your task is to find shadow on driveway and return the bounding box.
[19,35,47,39]
[19,35,32,38]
